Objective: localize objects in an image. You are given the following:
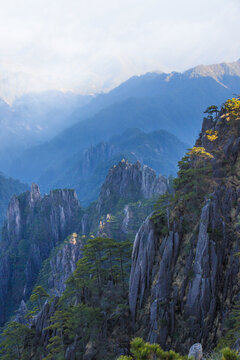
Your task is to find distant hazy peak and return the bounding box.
[115,59,240,90]
[184,59,240,81]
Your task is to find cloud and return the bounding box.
[0,0,239,100]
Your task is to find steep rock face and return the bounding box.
[156,194,238,351]
[0,184,82,325]
[83,160,168,241]
[129,103,240,352]
[129,214,158,319]
[121,205,131,234]
[41,234,84,296]
[0,173,28,230]
[185,200,214,320]
[6,194,21,239]
[47,128,187,206]
[141,165,167,198]
[31,297,59,351]
[96,160,167,214]
[14,300,29,325]
[81,142,115,176]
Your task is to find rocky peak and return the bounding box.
[30,182,41,203]
[46,233,83,296]
[0,185,82,326]
[96,159,167,214]
[6,195,21,240]
[129,214,157,320]
[5,184,41,237]
[49,188,79,202]
[82,141,115,175]
[185,59,240,81]
[141,165,168,199]
[128,99,240,352]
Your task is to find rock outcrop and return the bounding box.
[87,160,168,241]
[38,127,187,207]
[81,142,115,176]
[0,173,28,230]
[14,300,29,325]
[129,214,158,319]
[188,343,203,360]
[129,103,240,352]
[31,296,59,351]
[0,184,82,326]
[96,159,167,214]
[45,233,84,296]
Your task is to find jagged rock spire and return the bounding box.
[30,183,41,203]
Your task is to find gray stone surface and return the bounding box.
[188,343,203,360]
[96,160,167,213]
[47,234,83,295]
[32,296,59,350]
[14,300,29,325]
[129,185,240,351]
[0,184,81,326]
[129,213,157,320]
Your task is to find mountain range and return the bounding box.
[0,91,92,172]
[38,128,186,205]
[7,59,240,203]
[1,56,240,359]
[0,160,166,326]
[1,97,240,359]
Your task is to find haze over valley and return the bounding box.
[1,1,240,359]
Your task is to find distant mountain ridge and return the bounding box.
[9,59,240,191]
[185,58,240,81]
[0,91,92,173]
[38,128,187,205]
[67,59,240,122]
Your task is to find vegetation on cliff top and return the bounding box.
[0,236,132,359]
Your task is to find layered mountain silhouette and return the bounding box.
[6,59,240,204]
[0,91,92,172]
[38,128,186,205]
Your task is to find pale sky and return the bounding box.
[0,0,239,101]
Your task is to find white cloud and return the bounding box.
[0,0,239,100]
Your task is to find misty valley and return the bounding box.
[1,59,240,360]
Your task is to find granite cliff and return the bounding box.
[84,159,168,240]
[129,98,240,352]
[37,233,84,296]
[0,184,82,325]
[1,98,240,359]
[0,173,28,229]
[96,159,167,214]
[38,128,186,206]
[0,159,166,329]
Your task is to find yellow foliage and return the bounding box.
[206,129,218,141]
[70,233,78,245]
[223,98,240,121]
[187,146,214,159]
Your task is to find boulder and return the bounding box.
[188,343,203,360]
